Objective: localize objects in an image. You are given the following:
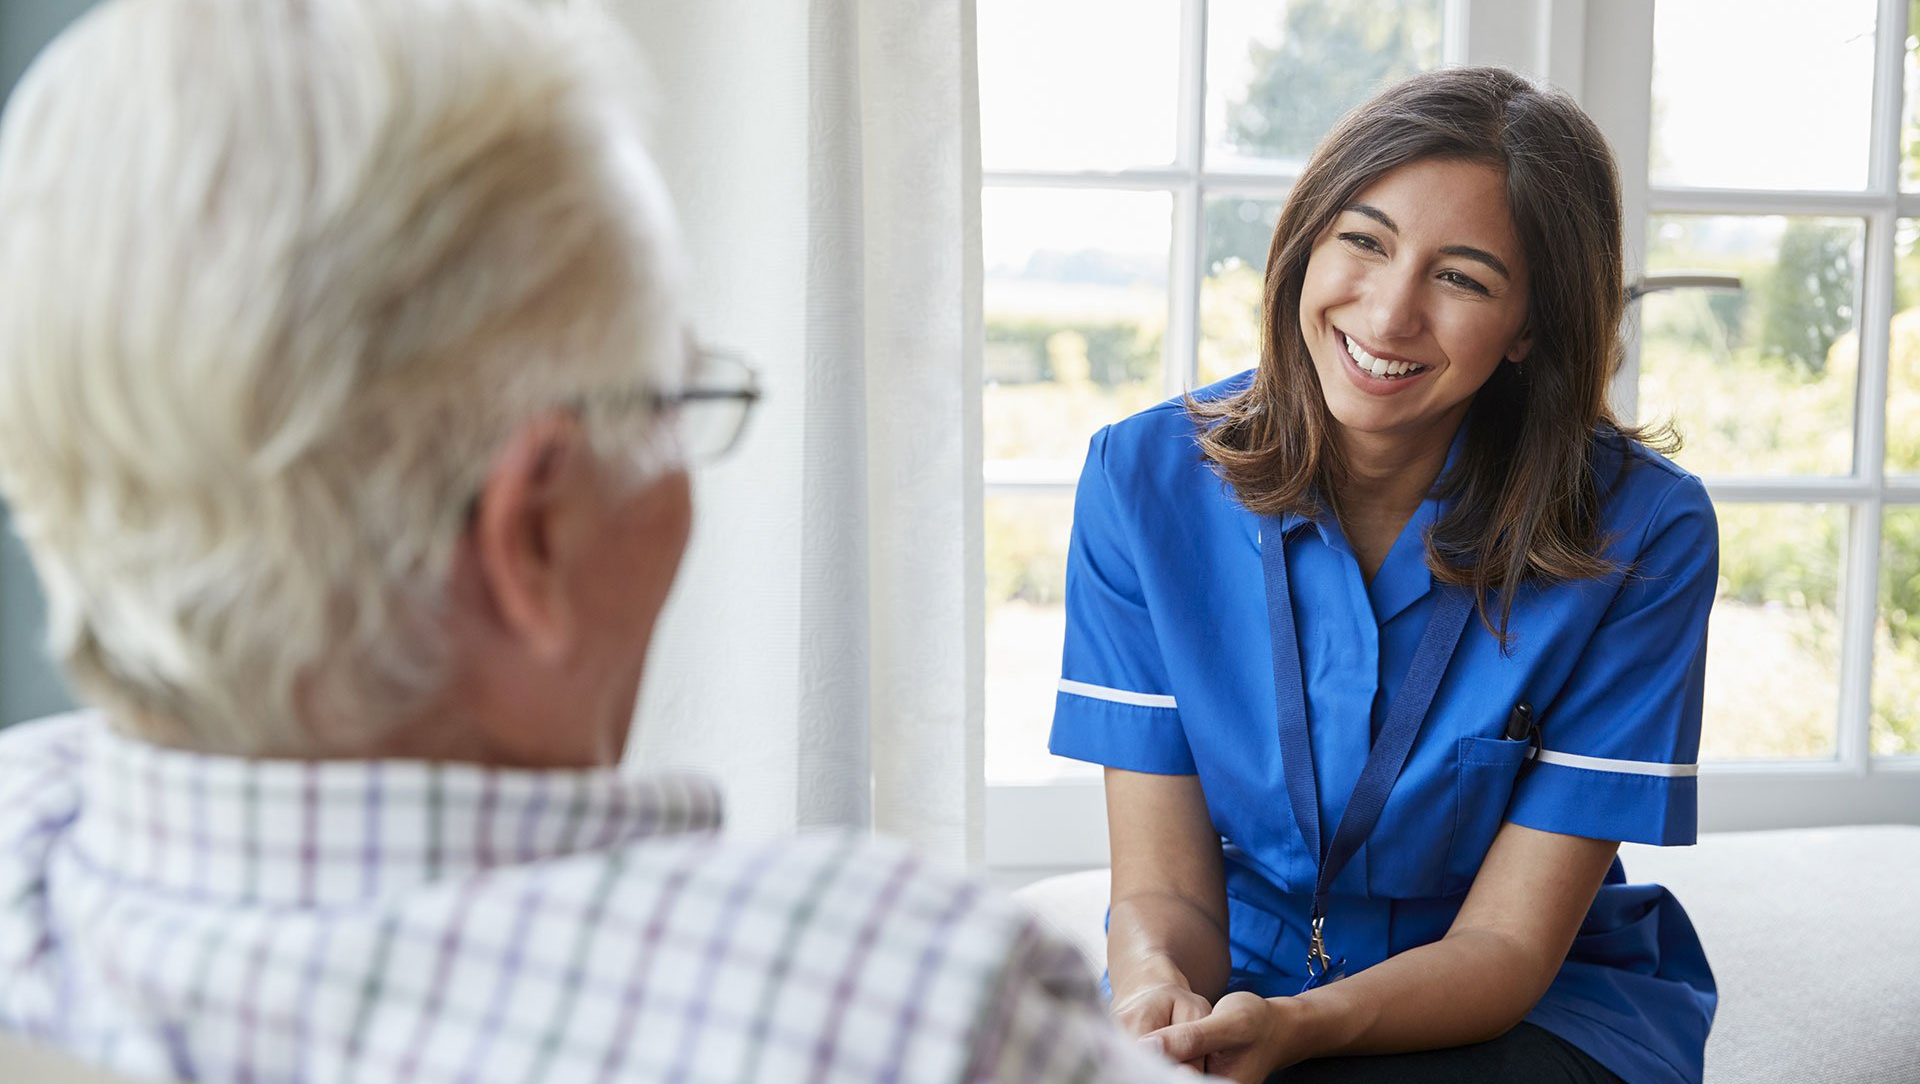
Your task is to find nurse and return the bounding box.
[1050,68,1717,1084]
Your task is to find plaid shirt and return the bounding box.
[0,712,1174,1083]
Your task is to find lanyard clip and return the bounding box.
[1307,913,1332,980]
[1302,911,1347,993]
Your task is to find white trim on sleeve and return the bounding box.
[1057,679,1178,710]
[1527,747,1699,777]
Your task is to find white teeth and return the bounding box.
[1344,334,1425,379]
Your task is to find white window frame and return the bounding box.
[984,0,1920,879]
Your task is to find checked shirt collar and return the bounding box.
[71,714,724,909]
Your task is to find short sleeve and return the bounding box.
[1047,426,1196,775]
[1508,473,1718,846]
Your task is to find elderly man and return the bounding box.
[0,1,1185,1080]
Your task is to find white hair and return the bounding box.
[0,0,688,753]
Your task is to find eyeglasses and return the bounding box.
[648,346,762,465]
[463,346,761,526]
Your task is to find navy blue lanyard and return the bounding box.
[1261,517,1472,990]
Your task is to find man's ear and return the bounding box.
[469,412,590,663]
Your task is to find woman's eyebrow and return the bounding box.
[1346,203,1398,232]
[1342,202,1512,281]
[1440,244,1511,281]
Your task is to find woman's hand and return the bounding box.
[1147,991,1299,1083]
[1111,978,1213,1038]
[1112,979,1213,1070]
[1103,768,1233,1069]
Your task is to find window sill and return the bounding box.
[985,763,1920,874]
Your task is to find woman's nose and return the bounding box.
[1368,267,1425,342]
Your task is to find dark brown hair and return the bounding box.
[1190,66,1667,642]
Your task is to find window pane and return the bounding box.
[1704,504,1844,761]
[978,0,1180,172]
[985,187,1169,471]
[1874,508,1920,756]
[1638,215,1861,476]
[1903,0,1920,190]
[1651,0,1876,191]
[1198,194,1283,386]
[1888,219,1920,473]
[1205,0,1444,173]
[985,493,1100,783]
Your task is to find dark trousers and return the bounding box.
[1271,1023,1626,1083]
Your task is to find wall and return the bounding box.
[0,0,97,727]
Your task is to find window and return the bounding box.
[984,0,1920,873]
[1621,0,1920,773]
[1581,0,1920,833]
[979,0,1457,787]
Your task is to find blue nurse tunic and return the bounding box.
[1049,372,1718,1084]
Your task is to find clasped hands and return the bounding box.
[1112,981,1303,1082]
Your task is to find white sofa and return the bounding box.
[1012,825,1920,1083]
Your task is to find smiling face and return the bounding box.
[1298,157,1533,460]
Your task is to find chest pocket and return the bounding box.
[1442,735,1533,894]
[1360,732,1533,898]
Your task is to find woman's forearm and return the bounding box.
[1278,925,1557,1061]
[1106,888,1233,1002]
[1101,768,1233,1008]
[1272,825,1619,1066]
[1146,920,1574,1076]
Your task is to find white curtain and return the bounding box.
[612,0,986,866]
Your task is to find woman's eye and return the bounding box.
[1439,269,1491,295]
[1338,232,1383,253]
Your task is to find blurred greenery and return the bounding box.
[1705,506,1844,761]
[1757,221,1858,374]
[985,319,1159,387]
[1632,223,1863,753]
[1639,215,1860,477]
[1906,0,1920,189]
[1888,293,1920,472]
[1199,261,1268,384]
[1718,506,1842,609]
[985,496,1075,608]
[1874,0,1920,756]
[1205,196,1284,279]
[1876,507,1920,754]
[1203,1,1441,275]
[982,318,1165,464]
[981,376,1164,465]
[1218,0,1442,165]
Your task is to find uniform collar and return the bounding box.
[1267,422,1469,625]
[72,712,724,910]
[1368,421,1469,624]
